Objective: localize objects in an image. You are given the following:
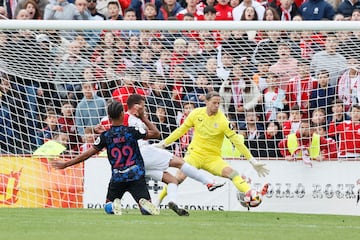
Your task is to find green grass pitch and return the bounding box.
[1,208,359,240]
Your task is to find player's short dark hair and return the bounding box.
[127,94,145,109]
[107,101,124,120]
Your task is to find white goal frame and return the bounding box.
[1,20,360,32]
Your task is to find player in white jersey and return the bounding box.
[124,94,224,216]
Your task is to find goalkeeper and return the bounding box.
[155,91,269,207]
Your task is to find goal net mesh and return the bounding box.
[0,21,359,207]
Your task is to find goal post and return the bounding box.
[1,20,360,31]
[1,20,360,208]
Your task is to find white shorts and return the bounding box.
[140,145,173,181]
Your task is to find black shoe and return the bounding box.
[168,202,189,216]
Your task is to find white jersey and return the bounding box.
[123,112,149,147]
[123,112,173,181]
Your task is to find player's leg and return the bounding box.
[129,176,159,215]
[141,145,172,174]
[142,145,223,191]
[104,181,126,215]
[156,169,187,208]
[142,168,188,216]
[156,152,199,206]
[222,166,251,193]
[141,145,181,207]
[169,155,225,191]
[217,162,265,207]
[161,171,179,204]
[202,157,252,193]
[163,172,189,216]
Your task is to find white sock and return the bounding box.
[180,163,213,185]
[167,183,178,204]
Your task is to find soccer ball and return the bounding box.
[237,189,262,208]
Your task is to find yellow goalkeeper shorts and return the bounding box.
[184,149,229,177]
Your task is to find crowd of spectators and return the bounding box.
[0,0,360,161]
[1,0,360,21]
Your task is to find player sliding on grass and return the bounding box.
[122,94,225,216]
[154,91,270,208]
[52,101,160,216]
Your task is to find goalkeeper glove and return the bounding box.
[249,158,270,177]
[152,140,166,149]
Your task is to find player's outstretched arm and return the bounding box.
[152,123,190,149]
[52,147,99,169]
[227,133,270,177]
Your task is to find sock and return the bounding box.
[166,183,178,204]
[104,202,113,214]
[180,163,213,185]
[157,184,168,204]
[232,175,251,193]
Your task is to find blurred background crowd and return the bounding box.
[0,0,360,161]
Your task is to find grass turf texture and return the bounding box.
[1,208,359,240]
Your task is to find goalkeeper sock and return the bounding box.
[157,185,168,206]
[232,175,251,193]
[166,183,178,204]
[180,163,213,185]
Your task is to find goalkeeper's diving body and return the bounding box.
[154,91,270,207]
[123,94,225,216]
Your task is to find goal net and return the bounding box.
[0,20,359,207]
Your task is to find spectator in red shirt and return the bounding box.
[58,101,82,152]
[112,72,146,111]
[312,124,337,160]
[214,0,234,20]
[276,110,289,130]
[286,59,318,119]
[328,104,360,158]
[279,120,331,163]
[282,104,302,137]
[176,0,205,20]
[170,38,188,77]
[168,65,194,103]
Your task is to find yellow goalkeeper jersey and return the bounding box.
[164,107,252,159]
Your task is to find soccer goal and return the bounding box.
[0,20,359,209]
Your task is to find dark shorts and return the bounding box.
[106,176,151,204]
